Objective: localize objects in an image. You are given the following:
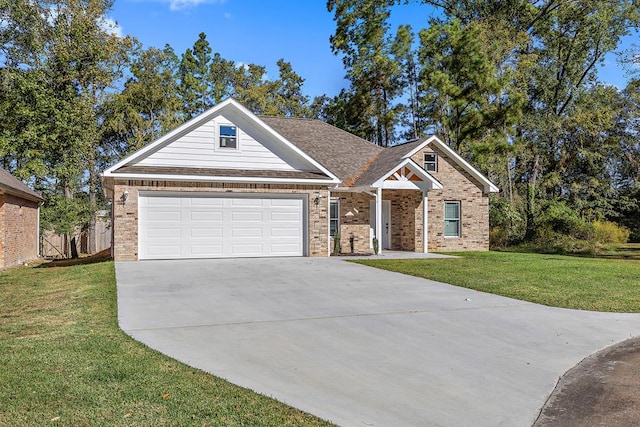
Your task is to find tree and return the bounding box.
[1,0,133,257]
[417,18,524,153]
[328,0,403,146]
[178,32,212,118]
[101,44,181,154]
[392,24,421,140]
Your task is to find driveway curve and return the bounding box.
[116,257,640,427]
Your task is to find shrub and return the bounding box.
[534,200,594,241]
[489,196,525,248]
[593,221,630,245]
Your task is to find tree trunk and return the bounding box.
[525,154,540,241]
[88,162,97,254]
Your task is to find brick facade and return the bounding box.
[333,191,372,253]
[412,147,490,251]
[0,194,40,269]
[112,180,329,261]
[327,147,490,254]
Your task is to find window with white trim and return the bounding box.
[330,199,339,237]
[444,201,461,237]
[218,125,237,149]
[424,152,438,172]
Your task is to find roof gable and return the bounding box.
[402,136,499,193]
[103,99,339,183]
[0,168,43,202]
[372,158,443,191]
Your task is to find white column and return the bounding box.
[423,190,429,253]
[376,187,383,255]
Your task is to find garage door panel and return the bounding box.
[147,227,181,239]
[271,243,301,254]
[190,244,224,255]
[269,199,302,208]
[190,228,223,238]
[145,197,181,207]
[147,210,182,221]
[146,245,182,257]
[230,198,263,207]
[232,227,263,238]
[139,194,304,260]
[231,243,263,255]
[271,211,300,222]
[232,211,263,222]
[190,211,223,221]
[189,198,224,206]
[271,227,300,237]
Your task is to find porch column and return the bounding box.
[376,187,383,255]
[422,190,429,253]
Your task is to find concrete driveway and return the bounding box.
[116,257,640,427]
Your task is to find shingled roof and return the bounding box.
[353,139,426,187]
[260,116,384,186]
[0,167,43,202]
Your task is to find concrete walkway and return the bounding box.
[116,257,640,427]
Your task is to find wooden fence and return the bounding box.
[41,211,111,258]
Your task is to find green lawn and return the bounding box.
[0,257,331,427]
[353,251,640,312]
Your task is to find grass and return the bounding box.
[0,256,331,427]
[352,251,640,313]
[596,243,640,261]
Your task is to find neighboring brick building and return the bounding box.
[0,168,44,269]
[102,98,497,261]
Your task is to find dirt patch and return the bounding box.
[534,337,640,426]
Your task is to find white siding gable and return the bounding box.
[136,114,306,171]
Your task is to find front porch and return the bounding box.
[330,189,432,255]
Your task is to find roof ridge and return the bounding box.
[258,115,319,122]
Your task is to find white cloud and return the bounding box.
[129,0,225,12]
[99,17,123,38]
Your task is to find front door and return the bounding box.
[370,200,391,249]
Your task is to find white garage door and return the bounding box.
[138,193,305,260]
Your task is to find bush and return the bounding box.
[534,200,594,241]
[489,196,525,248]
[593,221,630,245]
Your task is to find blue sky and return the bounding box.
[109,0,636,99]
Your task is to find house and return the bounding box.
[0,168,44,269]
[101,99,498,261]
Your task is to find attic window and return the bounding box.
[219,125,237,149]
[423,152,438,172]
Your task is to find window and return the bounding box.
[423,152,438,172]
[444,201,461,237]
[219,125,237,149]
[330,199,339,237]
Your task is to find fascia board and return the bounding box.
[372,158,443,190]
[103,172,340,186]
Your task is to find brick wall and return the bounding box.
[333,191,372,254]
[412,147,490,251]
[0,194,40,269]
[386,190,423,251]
[112,180,329,261]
